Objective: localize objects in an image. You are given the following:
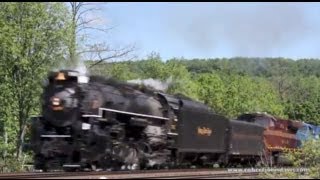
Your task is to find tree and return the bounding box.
[164,60,199,99]
[0,2,70,162]
[284,76,320,124]
[66,2,135,69]
[286,139,320,178]
[261,139,320,179]
[195,73,284,118]
[195,73,226,113]
[136,52,167,80]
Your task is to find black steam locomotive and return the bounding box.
[30,69,266,171]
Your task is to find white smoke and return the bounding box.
[50,58,90,83]
[53,56,89,76]
[74,60,88,75]
[127,77,173,92]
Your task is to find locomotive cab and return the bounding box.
[297,122,320,145]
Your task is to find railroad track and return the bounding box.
[0,169,260,179]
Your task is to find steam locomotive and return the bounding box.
[29,69,305,171]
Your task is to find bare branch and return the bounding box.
[80,43,132,55]
[76,7,100,24]
[87,45,136,68]
[78,2,94,7]
[75,3,83,15]
[70,2,82,18]
[78,26,114,34]
[77,48,109,55]
[76,18,97,29]
[67,2,136,68]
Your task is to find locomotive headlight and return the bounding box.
[52,97,60,106]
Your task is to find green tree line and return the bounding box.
[88,55,320,125]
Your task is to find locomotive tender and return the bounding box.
[29,69,299,171]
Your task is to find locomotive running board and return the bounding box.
[41,135,71,138]
[83,108,177,136]
[82,107,170,120]
[63,164,81,168]
[167,132,178,136]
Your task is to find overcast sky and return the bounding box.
[83,2,320,60]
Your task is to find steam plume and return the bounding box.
[127,77,173,91]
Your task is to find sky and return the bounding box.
[82,2,320,61]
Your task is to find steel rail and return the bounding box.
[0,169,261,179]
